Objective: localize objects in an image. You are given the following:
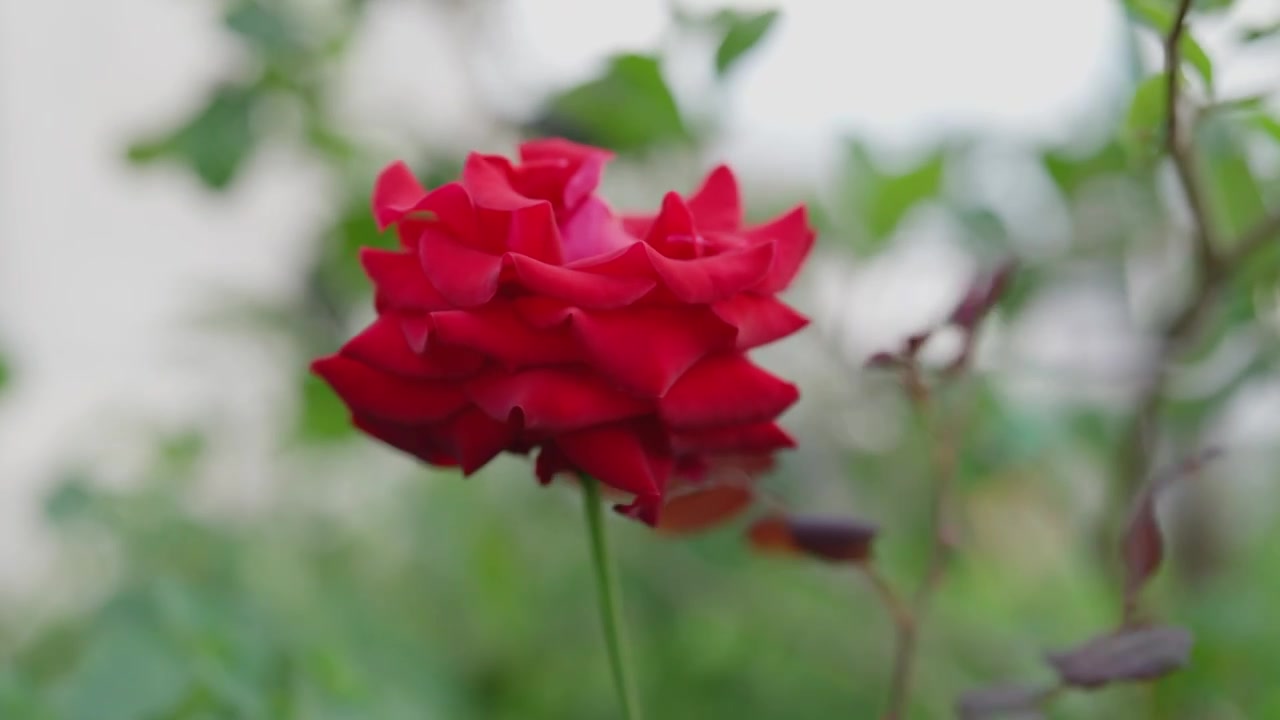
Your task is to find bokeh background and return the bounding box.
[2,0,1280,717]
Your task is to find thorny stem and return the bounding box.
[581,477,643,720]
[878,360,958,720]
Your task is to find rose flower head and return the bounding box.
[311,138,815,527]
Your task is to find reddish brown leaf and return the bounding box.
[788,516,879,562]
[957,684,1053,719]
[747,514,879,563]
[746,515,797,553]
[657,485,754,535]
[950,260,1017,330]
[904,330,932,355]
[1121,483,1164,616]
[1046,626,1193,689]
[1121,448,1223,618]
[865,351,903,369]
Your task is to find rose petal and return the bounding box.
[418,228,503,307]
[461,152,535,211]
[352,413,458,466]
[712,294,810,350]
[560,195,635,263]
[431,303,580,368]
[312,355,469,423]
[745,206,815,294]
[563,306,736,396]
[660,354,799,429]
[506,201,563,265]
[556,424,671,508]
[340,315,484,380]
[443,406,516,474]
[686,165,742,232]
[371,161,425,230]
[644,241,775,304]
[360,248,453,314]
[465,369,651,432]
[658,485,754,534]
[506,252,656,309]
[644,193,699,259]
[671,422,795,455]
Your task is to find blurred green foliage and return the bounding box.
[6,0,1280,718]
[540,54,689,153]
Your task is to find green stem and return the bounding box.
[581,477,643,720]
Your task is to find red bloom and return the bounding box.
[311,138,815,526]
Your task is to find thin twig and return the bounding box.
[1164,0,1219,275]
[862,565,913,633]
[880,361,958,720]
[1115,0,1217,504]
[1112,1,1280,567]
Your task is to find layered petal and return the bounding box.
[561,305,736,396]
[312,355,470,424]
[644,242,775,304]
[686,165,742,232]
[712,294,810,350]
[430,303,579,368]
[340,315,484,380]
[643,193,699,259]
[418,228,504,307]
[371,161,424,230]
[316,142,812,529]
[744,206,815,293]
[360,248,452,314]
[352,413,458,467]
[465,369,651,432]
[372,167,477,249]
[671,421,796,455]
[660,354,800,429]
[505,252,655,309]
[442,407,517,474]
[556,422,672,520]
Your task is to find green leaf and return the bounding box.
[1123,74,1168,162]
[713,10,780,76]
[841,142,946,249]
[1198,117,1266,242]
[1180,35,1214,91]
[127,84,258,190]
[44,476,96,523]
[0,670,53,720]
[296,372,355,443]
[0,352,9,393]
[1042,141,1130,197]
[1251,113,1280,145]
[539,54,686,153]
[54,621,190,720]
[225,0,300,56]
[1242,21,1280,43]
[1121,0,1214,90]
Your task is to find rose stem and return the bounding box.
[581,476,643,720]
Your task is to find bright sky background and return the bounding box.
[1,0,1277,590]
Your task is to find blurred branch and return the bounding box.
[1227,211,1280,269]
[881,360,958,720]
[1164,0,1218,276]
[1114,4,1280,534]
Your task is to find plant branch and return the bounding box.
[1227,211,1280,269]
[1164,0,1219,276]
[879,361,958,720]
[1112,6,1280,553]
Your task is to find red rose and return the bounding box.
[311,138,814,525]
